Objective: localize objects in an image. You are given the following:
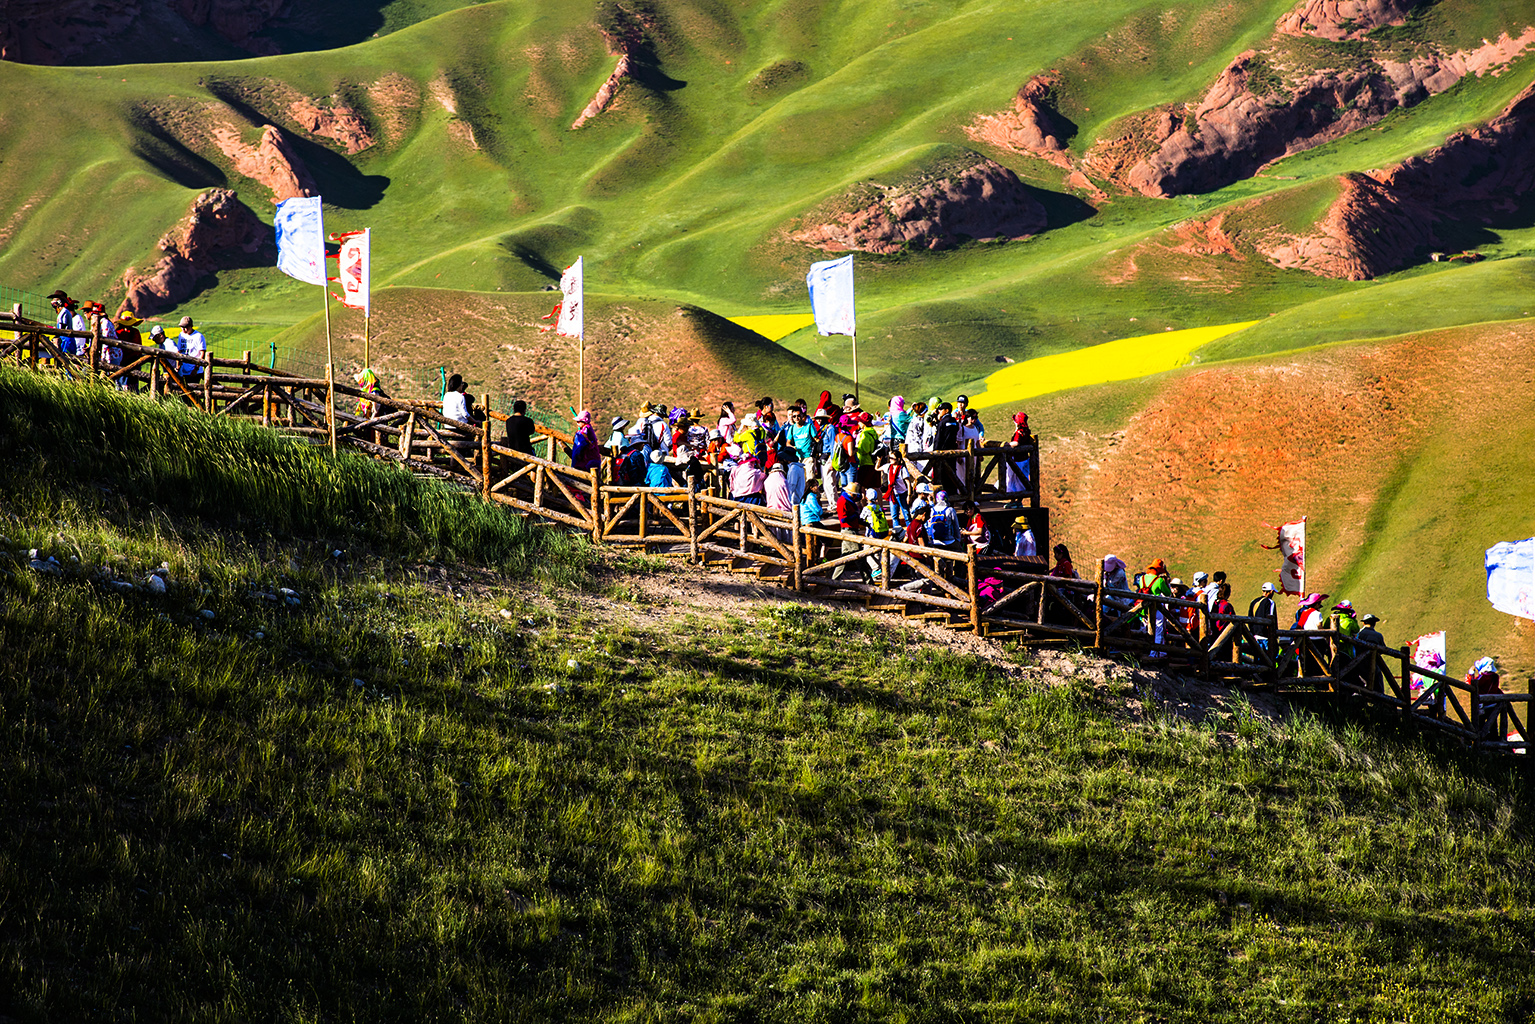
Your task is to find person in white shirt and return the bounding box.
[1012,516,1037,557]
[176,315,207,377]
[441,373,470,423]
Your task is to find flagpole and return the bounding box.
[852,331,859,405]
[324,286,336,455]
[578,326,584,413]
[363,311,370,370]
[1300,515,1307,596]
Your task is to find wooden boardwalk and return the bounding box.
[3,309,1527,761]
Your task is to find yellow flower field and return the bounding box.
[968,320,1261,410]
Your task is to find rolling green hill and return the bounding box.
[3,0,1534,683]
[2,0,1532,380]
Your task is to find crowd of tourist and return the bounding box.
[23,296,1505,703]
[39,292,205,389]
[463,384,1509,701]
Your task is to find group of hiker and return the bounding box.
[491,387,1505,698]
[40,291,206,386]
[542,389,1030,499]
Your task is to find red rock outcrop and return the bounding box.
[1384,78,1535,207]
[1257,173,1434,279]
[1111,29,1535,198]
[964,74,1074,169]
[572,6,658,130]
[211,122,317,201]
[1249,79,1535,279]
[1277,0,1419,41]
[287,95,374,154]
[791,155,1047,254]
[1,0,142,64]
[121,188,271,314]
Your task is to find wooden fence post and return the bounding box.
[1093,558,1105,651]
[688,479,700,564]
[324,363,337,454]
[399,412,416,460]
[1400,646,1413,718]
[150,356,160,395]
[790,512,802,590]
[480,422,492,502]
[202,356,213,413]
[590,468,602,545]
[967,545,981,633]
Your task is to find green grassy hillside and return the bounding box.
[1,0,1532,387]
[3,366,1533,1021]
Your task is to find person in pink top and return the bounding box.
[764,462,793,513]
[729,455,765,505]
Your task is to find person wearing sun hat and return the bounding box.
[1357,613,1384,650]
[1293,592,1329,630]
[1327,598,1362,674]
[1330,599,1360,640]
[1137,558,1172,650]
[1011,514,1037,558]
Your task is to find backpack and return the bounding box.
[831,432,853,472]
[929,507,958,546]
[684,423,709,459]
[618,447,647,485]
[977,577,1006,606]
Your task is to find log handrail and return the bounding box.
[3,333,1525,761]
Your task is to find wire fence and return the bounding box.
[0,283,48,323]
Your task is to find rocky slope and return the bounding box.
[790,153,1047,255]
[968,1,1535,204]
[1099,30,1535,199]
[1251,78,1535,278]
[1276,0,1420,41]
[121,188,272,314]
[1254,173,1433,280]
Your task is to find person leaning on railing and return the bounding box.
[176,316,206,378]
[1208,582,1236,660]
[504,400,536,456]
[113,309,144,392]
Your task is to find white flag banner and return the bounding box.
[1485,537,1535,620]
[557,257,583,339]
[806,255,855,337]
[1277,518,1305,596]
[337,229,370,313]
[275,196,326,286]
[1409,631,1447,694]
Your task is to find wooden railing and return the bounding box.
[3,309,1525,760]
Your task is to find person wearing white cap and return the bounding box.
[644,448,672,488]
[176,315,206,378]
[1248,581,1277,620]
[1191,571,1211,607]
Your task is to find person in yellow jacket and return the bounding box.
[1330,599,1360,673]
